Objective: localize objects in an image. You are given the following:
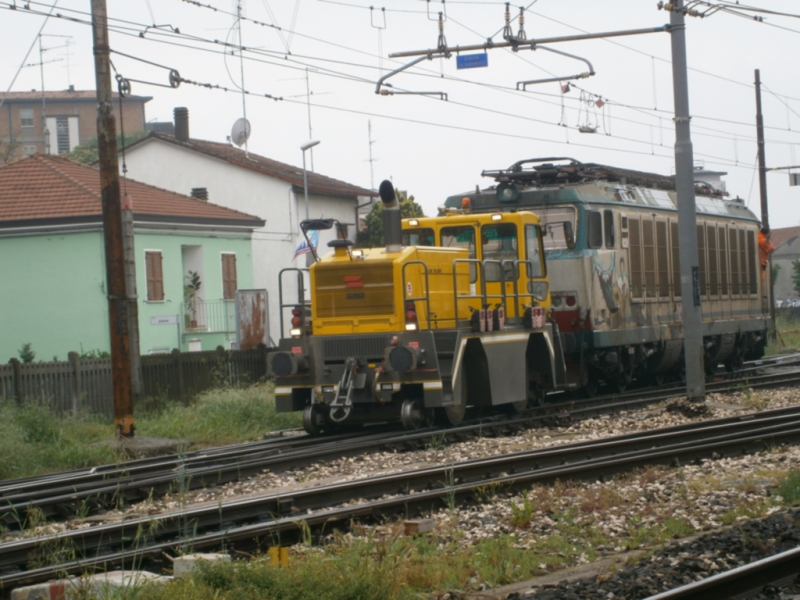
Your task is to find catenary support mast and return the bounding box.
[669,0,705,401]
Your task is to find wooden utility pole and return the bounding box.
[91,0,135,437]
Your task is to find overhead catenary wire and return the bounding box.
[1,0,795,184]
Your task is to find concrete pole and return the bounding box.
[91,0,135,436]
[302,149,310,222]
[668,0,705,401]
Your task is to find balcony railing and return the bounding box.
[182,299,236,334]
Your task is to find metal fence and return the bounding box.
[1,346,270,417]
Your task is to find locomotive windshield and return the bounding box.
[538,206,577,250]
[481,223,518,282]
[402,228,435,246]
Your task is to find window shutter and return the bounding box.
[145,251,164,301]
[222,254,238,300]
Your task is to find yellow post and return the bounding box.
[269,547,290,567]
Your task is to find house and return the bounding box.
[119,109,377,342]
[770,225,800,302]
[0,87,151,162]
[0,154,264,361]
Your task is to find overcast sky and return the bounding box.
[2,0,799,228]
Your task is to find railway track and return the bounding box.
[3,402,800,592]
[3,357,800,531]
[646,545,800,599]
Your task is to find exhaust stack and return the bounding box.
[379,179,402,253]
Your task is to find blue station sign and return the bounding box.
[456,53,488,70]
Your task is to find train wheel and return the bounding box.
[724,349,744,373]
[400,399,432,430]
[440,384,467,426]
[303,405,326,436]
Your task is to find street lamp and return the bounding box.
[300,139,320,221]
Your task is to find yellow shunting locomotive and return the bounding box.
[267,181,565,434]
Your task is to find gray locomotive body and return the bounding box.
[445,159,770,393]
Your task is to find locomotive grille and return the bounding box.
[322,336,391,360]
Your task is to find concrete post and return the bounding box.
[68,351,81,415]
[668,0,705,401]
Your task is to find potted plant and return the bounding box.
[184,270,202,328]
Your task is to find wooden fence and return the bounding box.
[0,346,271,418]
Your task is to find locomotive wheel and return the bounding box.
[440,383,467,426]
[400,399,432,430]
[302,404,326,436]
[724,349,744,373]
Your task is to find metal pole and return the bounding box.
[91,0,135,436]
[302,149,309,221]
[755,70,769,232]
[754,68,776,333]
[388,26,668,59]
[38,35,49,154]
[669,0,705,401]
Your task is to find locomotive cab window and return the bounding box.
[525,225,545,278]
[587,210,603,249]
[481,223,518,282]
[539,206,577,250]
[441,225,477,283]
[402,228,435,247]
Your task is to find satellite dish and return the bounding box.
[230,118,251,147]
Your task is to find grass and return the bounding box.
[0,382,300,480]
[766,314,800,355]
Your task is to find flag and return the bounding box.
[293,229,319,262]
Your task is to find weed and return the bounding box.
[509,492,535,529]
[776,471,800,505]
[425,432,448,452]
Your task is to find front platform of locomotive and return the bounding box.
[267,181,471,434]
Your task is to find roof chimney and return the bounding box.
[68,85,75,92]
[174,107,189,142]
[190,187,208,202]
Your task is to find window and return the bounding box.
[441,225,477,282]
[656,220,669,298]
[20,108,33,128]
[587,210,603,249]
[222,253,237,300]
[729,228,740,295]
[707,224,718,296]
[696,224,707,297]
[402,228,435,246]
[22,145,36,156]
[145,251,164,301]
[670,221,681,298]
[538,205,577,250]
[55,116,70,154]
[481,223,518,282]
[719,226,729,296]
[643,218,656,297]
[739,230,748,296]
[629,217,643,298]
[525,225,545,278]
[604,210,615,248]
[746,229,757,295]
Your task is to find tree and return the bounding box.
[66,130,150,164]
[356,189,425,248]
[793,260,800,296]
[772,263,781,287]
[18,343,35,363]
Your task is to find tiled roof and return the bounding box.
[134,133,377,199]
[1,90,151,102]
[0,154,263,227]
[771,226,800,249]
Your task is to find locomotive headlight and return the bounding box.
[405,323,418,331]
[551,296,563,308]
[322,385,334,393]
[381,383,394,391]
[290,328,302,337]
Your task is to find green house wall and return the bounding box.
[0,228,255,362]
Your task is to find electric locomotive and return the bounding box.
[418,158,770,394]
[267,180,564,434]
